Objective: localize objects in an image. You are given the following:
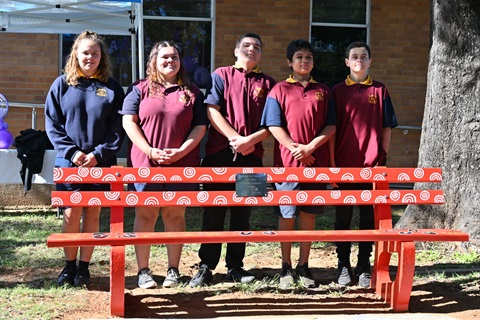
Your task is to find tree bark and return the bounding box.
[396,0,480,248]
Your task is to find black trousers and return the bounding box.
[334,183,374,271]
[198,147,263,270]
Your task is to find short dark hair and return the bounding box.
[345,41,371,59]
[236,33,262,49]
[286,39,315,61]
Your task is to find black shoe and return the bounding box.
[278,263,295,290]
[73,268,91,287]
[57,265,76,286]
[335,266,353,286]
[295,263,315,288]
[189,265,213,287]
[225,267,255,284]
[354,266,372,288]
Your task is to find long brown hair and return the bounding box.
[145,40,189,86]
[64,30,111,86]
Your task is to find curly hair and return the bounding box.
[64,30,111,86]
[145,40,189,86]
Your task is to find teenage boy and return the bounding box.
[330,41,398,288]
[189,33,276,287]
[261,39,336,289]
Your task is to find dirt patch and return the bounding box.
[2,246,479,319]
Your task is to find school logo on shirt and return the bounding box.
[180,89,194,104]
[368,94,378,105]
[254,87,265,98]
[96,88,107,97]
[315,91,324,101]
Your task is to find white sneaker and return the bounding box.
[137,268,157,289]
[163,267,180,288]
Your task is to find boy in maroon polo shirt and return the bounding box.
[261,39,336,289]
[189,33,276,287]
[330,41,398,288]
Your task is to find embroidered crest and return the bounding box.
[368,94,377,105]
[180,89,194,104]
[254,87,264,98]
[96,88,107,97]
[315,91,324,101]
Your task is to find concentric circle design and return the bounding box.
[213,195,228,204]
[88,198,101,206]
[177,196,191,205]
[199,174,213,181]
[303,167,316,178]
[434,195,445,203]
[360,168,372,179]
[397,173,410,181]
[344,195,356,204]
[90,167,103,178]
[402,193,417,203]
[70,192,82,204]
[122,174,136,182]
[228,174,236,181]
[53,168,63,181]
[430,172,442,181]
[316,173,330,181]
[245,197,258,204]
[312,196,326,204]
[126,193,139,205]
[263,192,274,202]
[138,167,150,178]
[162,192,176,201]
[145,197,160,206]
[65,175,82,182]
[212,167,227,175]
[170,175,182,181]
[232,193,243,203]
[78,167,89,177]
[330,190,341,199]
[373,174,386,181]
[105,192,120,200]
[51,197,64,206]
[375,196,387,203]
[360,190,372,201]
[413,168,425,178]
[296,191,308,203]
[152,174,166,181]
[183,167,196,178]
[341,173,354,181]
[420,190,430,201]
[279,195,292,204]
[329,167,341,174]
[390,190,401,201]
[286,174,298,181]
[102,174,117,182]
[272,168,285,174]
[197,191,209,203]
[243,167,254,173]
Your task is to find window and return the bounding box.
[142,0,213,89]
[60,0,213,89]
[311,0,369,87]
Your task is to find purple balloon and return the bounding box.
[0,129,13,149]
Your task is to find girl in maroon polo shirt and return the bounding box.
[121,41,207,289]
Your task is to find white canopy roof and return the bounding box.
[0,0,140,35]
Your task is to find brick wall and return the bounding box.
[0,33,58,141]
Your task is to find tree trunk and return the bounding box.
[396,0,480,248]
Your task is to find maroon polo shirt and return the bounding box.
[121,78,207,168]
[261,76,335,167]
[204,65,276,159]
[331,76,398,167]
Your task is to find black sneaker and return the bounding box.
[278,263,295,290]
[335,266,353,286]
[189,265,213,287]
[295,263,315,288]
[73,267,91,287]
[57,265,76,286]
[354,266,372,288]
[137,268,157,289]
[225,267,255,284]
